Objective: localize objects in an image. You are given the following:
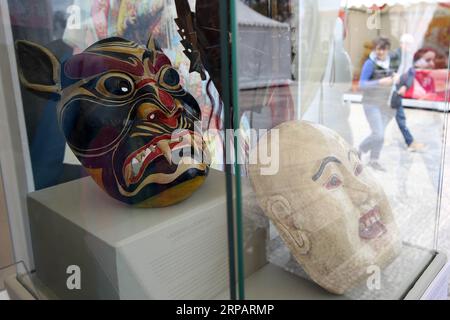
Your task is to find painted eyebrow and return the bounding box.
[64,53,144,78]
[312,156,342,181]
[348,149,360,161]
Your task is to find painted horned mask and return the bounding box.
[16,37,209,207]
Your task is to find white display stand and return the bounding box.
[27,169,231,299]
[212,257,449,300]
[18,168,450,300]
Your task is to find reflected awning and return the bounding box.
[236,1,289,29]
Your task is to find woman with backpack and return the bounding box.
[358,37,399,171]
[390,48,435,152]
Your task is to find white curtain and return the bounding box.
[297,0,342,117]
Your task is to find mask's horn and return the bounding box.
[146,35,161,52]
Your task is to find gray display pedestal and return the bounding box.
[213,255,449,300]
[27,169,231,299]
[19,168,449,300]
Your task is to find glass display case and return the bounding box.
[0,0,449,300]
[231,0,450,299]
[0,0,232,300]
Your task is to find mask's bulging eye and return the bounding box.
[324,175,342,190]
[97,73,134,98]
[159,67,181,90]
[105,77,132,95]
[163,68,179,86]
[146,110,165,122]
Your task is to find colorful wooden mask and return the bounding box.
[16,37,209,207]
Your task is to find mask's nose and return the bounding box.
[136,102,158,120]
[343,171,374,205]
[136,100,183,126]
[136,80,182,117]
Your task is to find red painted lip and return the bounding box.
[359,206,386,240]
[122,129,203,186]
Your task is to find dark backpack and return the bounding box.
[390,69,415,109]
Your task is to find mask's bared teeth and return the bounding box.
[131,157,140,176]
[124,163,133,187]
[157,140,172,164]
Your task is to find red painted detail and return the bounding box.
[158,111,180,127]
[158,89,175,110]
[147,60,157,74]
[154,53,171,72]
[136,78,156,90]
[123,129,199,185]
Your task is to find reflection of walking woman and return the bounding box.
[390,49,433,152]
[358,37,398,171]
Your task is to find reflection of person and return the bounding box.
[410,48,437,97]
[391,48,436,152]
[394,48,441,194]
[117,0,165,46]
[358,37,398,171]
[394,33,414,74]
[321,18,353,145]
[390,34,422,152]
[62,0,120,53]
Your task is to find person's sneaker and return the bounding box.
[408,141,425,152]
[368,160,386,172]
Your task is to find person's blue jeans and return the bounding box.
[359,104,390,160]
[395,104,414,146]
